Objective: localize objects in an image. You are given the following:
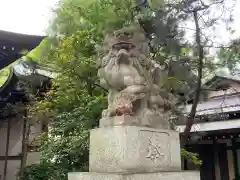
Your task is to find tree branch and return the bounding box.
[183,0,225,13]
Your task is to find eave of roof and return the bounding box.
[205,74,240,86]
[180,93,240,116]
[185,73,240,101]
[0,30,45,70]
[0,29,45,45]
[176,118,240,133]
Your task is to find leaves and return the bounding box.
[218,39,240,73]
[21,1,133,180]
[181,148,202,166]
[49,0,134,37]
[20,0,237,179]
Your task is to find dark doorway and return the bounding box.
[199,144,216,180]
[217,143,229,180]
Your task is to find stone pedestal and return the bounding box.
[68,126,200,180]
[69,171,200,180]
[99,115,140,127]
[89,126,181,173]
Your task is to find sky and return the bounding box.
[0,0,59,35]
[183,0,240,46]
[0,0,239,43]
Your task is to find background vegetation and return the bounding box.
[17,0,240,179]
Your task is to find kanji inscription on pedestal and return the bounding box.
[140,130,171,166]
[146,138,165,162]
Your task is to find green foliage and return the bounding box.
[0,67,11,86]
[21,0,202,178]
[21,0,237,179]
[20,163,67,180]
[181,148,202,166]
[49,0,134,37]
[0,60,21,87]
[21,0,136,180]
[218,39,240,73]
[27,39,52,63]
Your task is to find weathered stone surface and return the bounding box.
[89,126,181,174]
[97,24,176,128]
[69,172,122,180]
[99,115,139,127]
[127,171,200,180]
[68,171,200,180]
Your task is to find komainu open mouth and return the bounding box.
[112,41,135,51]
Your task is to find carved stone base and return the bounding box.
[89,126,181,174]
[99,114,170,129]
[99,115,139,127]
[68,171,200,180]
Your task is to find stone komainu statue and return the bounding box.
[97,24,176,129]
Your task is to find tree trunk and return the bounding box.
[182,10,204,146]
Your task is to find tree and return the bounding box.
[177,0,236,145]
[21,1,135,179]
[218,38,240,73]
[21,0,237,179]
[143,0,236,145]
